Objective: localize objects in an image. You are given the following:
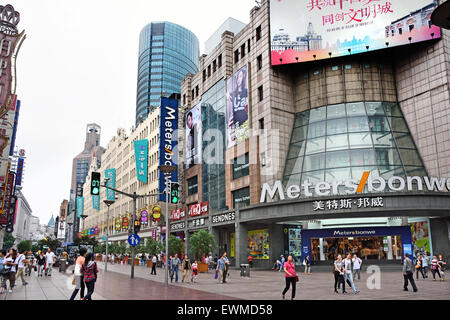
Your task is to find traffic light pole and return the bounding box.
[165,177,171,287]
[101,185,159,279]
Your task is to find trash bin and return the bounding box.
[240,264,250,277]
[59,259,67,272]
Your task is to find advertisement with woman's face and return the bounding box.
[185,103,202,168]
[226,65,249,148]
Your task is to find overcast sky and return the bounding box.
[9,0,255,226]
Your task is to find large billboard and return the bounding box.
[185,103,202,168]
[226,66,249,148]
[270,0,441,65]
[159,97,178,201]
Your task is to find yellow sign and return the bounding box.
[230,233,235,258]
[248,229,270,260]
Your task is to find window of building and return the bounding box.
[191,89,195,99]
[195,85,199,97]
[183,94,186,105]
[247,39,251,53]
[233,187,250,209]
[203,70,207,82]
[234,50,239,63]
[331,65,339,71]
[256,25,262,41]
[345,64,352,70]
[213,60,217,73]
[241,44,246,58]
[399,28,402,35]
[207,65,211,77]
[258,85,264,102]
[259,118,264,130]
[257,54,263,71]
[409,24,414,31]
[187,176,198,195]
[218,54,222,68]
[232,153,250,180]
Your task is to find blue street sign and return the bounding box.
[128,234,141,247]
[102,235,107,241]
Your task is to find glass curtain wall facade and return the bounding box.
[283,102,427,195]
[201,80,227,213]
[136,22,199,126]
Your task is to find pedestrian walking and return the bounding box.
[415,254,425,279]
[151,255,157,275]
[81,253,98,300]
[191,260,198,283]
[334,254,346,294]
[248,255,253,268]
[70,248,87,300]
[403,253,418,292]
[1,249,18,293]
[170,254,180,283]
[430,255,442,281]
[181,255,192,283]
[222,252,230,283]
[352,254,362,280]
[44,248,56,276]
[15,249,29,286]
[0,249,7,293]
[437,254,446,281]
[421,254,428,278]
[216,255,225,284]
[37,252,45,277]
[208,254,214,271]
[344,253,359,294]
[280,255,285,272]
[281,254,297,300]
[304,255,311,275]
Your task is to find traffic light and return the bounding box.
[171,183,179,204]
[91,172,101,195]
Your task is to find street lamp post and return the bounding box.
[103,200,115,272]
[81,215,88,234]
[158,165,176,288]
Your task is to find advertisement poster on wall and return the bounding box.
[409,219,431,255]
[185,103,202,168]
[226,65,249,148]
[247,229,270,260]
[270,0,441,65]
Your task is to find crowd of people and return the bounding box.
[0,248,57,294]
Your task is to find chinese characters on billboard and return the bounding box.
[226,66,249,148]
[134,140,148,183]
[185,103,202,168]
[270,0,441,65]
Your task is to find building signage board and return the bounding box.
[171,221,185,231]
[188,201,209,218]
[226,65,249,148]
[270,0,441,65]
[312,197,384,211]
[159,97,178,201]
[185,103,202,168]
[92,195,100,211]
[0,171,14,225]
[260,173,450,203]
[104,168,116,201]
[171,208,186,221]
[211,212,236,224]
[134,140,148,183]
[189,218,206,228]
[15,157,24,186]
[76,197,84,218]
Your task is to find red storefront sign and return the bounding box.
[188,201,209,218]
[171,207,186,221]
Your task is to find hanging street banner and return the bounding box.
[92,195,100,211]
[104,168,116,201]
[134,140,148,183]
[270,0,441,65]
[159,97,178,201]
[15,157,23,186]
[76,197,84,218]
[8,100,20,156]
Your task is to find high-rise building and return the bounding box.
[176,0,450,267]
[135,22,199,126]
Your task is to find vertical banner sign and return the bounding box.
[134,140,148,183]
[92,195,100,211]
[0,170,13,225]
[159,97,178,201]
[0,96,16,212]
[76,197,84,218]
[104,168,116,201]
[15,157,24,186]
[226,65,249,148]
[185,103,201,169]
[9,100,20,156]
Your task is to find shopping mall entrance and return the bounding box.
[301,226,412,263]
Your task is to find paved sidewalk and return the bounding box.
[1,268,106,300]
[96,261,450,300]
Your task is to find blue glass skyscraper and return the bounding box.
[136,22,199,126]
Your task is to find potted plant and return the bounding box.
[189,230,217,273]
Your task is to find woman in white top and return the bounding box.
[2,249,18,293]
